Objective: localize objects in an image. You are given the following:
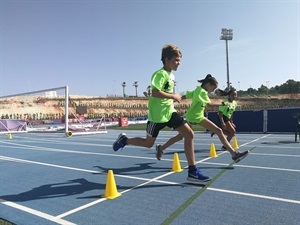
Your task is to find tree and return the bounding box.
[278,79,300,94]
[258,84,268,93]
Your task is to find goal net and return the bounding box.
[0,86,107,136]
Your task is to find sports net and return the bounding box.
[0,86,107,136]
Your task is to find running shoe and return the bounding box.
[232,150,249,163]
[187,168,212,183]
[112,133,127,151]
[156,144,164,160]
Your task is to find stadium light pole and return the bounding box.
[220,28,233,90]
[266,81,270,107]
[122,82,126,97]
[133,81,138,97]
[173,81,177,93]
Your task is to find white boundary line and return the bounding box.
[1,154,300,221]
[1,133,299,222]
[202,161,300,172]
[207,188,300,204]
[0,199,76,225]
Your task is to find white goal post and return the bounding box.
[0,86,107,136]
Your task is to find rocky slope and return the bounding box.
[1,94,299,120]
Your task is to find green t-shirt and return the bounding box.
[218,99,237,119]
[147,68,175,123]
[184,86,211,123]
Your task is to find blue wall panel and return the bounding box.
[267,108,300,132]
[207,108,300,133]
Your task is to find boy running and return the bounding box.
[113,44,211,183]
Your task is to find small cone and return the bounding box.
[102,170,121,200]
[209,143,218,158]
[172,153,183,172]
[232,137,239,149]
[8,133,12,140]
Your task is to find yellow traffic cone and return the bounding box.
[232,137,239,149]
[102,170,121,200]
[209,143,218,157]
[172,153,183,172]
[8,133,12,140]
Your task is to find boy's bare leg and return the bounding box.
[161,133,183,151]
[127,135,156,148]
[175,123,195,166]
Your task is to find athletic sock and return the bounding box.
[188,165,197,172]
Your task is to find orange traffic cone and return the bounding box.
[102,170,121,200]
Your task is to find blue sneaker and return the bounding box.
[112,133,128,151]
[187,168,212,183]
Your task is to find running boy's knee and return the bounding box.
[227,128,235,136]
[215,127,223,135]
[144,141,155,148]
[184,128,194,140]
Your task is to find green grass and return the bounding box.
[107,123,206,131]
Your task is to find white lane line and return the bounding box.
[0,143,168,162]
[238,134,272,147]
[0,156,172,182]
[55,198,107,219]
[250,152,300,157]
[2,133,299,220]
[207,188,300,204]
[56,172,179,219]
[0,156,102,174]
[202,162,300,172]
[2,155,300,220]
[0,199,76,225]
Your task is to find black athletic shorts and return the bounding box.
[146,112,187,138]
[222,115,230,123]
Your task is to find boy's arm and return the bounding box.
[152,89,182,103]
[207,101,227,107]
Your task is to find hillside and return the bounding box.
[0,94,299,120]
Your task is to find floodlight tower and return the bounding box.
[220,28,233,90]
[173,81,177,93]
[122,82,126,97]
[133,81,138,97]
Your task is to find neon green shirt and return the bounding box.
[218,99,237,119]
[147,68,175,123]
[184,86,211,123]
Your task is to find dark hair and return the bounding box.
[197,74,218,87]
[161,44,182,64]
[217,87,237,96]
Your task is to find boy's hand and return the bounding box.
[222,101,228,106]
[173,94,182,103]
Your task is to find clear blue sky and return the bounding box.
[1,0,299,97]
